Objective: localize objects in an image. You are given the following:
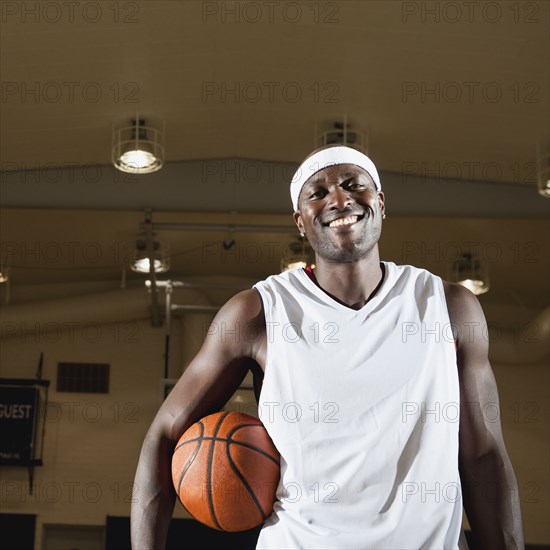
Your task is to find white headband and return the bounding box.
[290,146,381,211]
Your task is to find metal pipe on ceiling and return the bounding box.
[146,280,249,290]
[171,305,220,313]
[140,222,295,233]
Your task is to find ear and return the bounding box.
[378,192,385,216]
[293,211,305,234]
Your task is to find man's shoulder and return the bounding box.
[390,263,482,319]
[441,280,484,324]
[219,288,264,324]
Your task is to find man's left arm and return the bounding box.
[444,281,524,550]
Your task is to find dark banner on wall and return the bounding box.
[0,385,39,465]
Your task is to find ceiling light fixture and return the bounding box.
[316,114,367,153]
[450,253,489,295]
[280,236,316,272]
[130,240,170,274]
[113,118,164,174]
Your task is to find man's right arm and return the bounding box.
[131,289,265,549]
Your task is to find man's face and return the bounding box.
[293,164,385,263]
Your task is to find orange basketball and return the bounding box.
[171,411,280,532]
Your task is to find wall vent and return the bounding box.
[56,362,110,393]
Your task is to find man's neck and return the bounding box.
[310,253,384,310]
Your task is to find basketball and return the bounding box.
[171,410,280,532]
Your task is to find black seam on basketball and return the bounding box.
[177,420,205,496]
[174,423,263,450]
[174,422,263,452]
[175,420,205,452]
[227,424,279,464]
[176,436,279,465]
[225,436,267,522]
[227,439,279,465]
[207,411,231,530]
[175,435,209,449]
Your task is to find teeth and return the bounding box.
[329,215,358,228]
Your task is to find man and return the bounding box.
[131,145,524,549]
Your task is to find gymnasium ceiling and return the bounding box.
[0,0,549,311]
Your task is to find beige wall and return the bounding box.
[0,294,212,543]
[0,317,174,549]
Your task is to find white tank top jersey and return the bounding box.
[253,262,468,550]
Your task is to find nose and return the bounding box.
[328,185,352,210]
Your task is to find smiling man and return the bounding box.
[131,145,524,550]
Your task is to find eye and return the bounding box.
[345,181,366,191]
[307,188,327,199]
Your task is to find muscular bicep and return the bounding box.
[457,338,504,460]
[151,289,264,444]
[445,282,508,462]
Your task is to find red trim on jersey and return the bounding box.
[304,265,316,282]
